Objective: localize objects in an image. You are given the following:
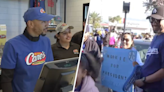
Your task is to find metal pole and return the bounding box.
[123,12,127,33]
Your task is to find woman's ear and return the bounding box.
[55,34,60,39]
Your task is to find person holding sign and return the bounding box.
[134,6,164,92]
[75,52,100,92]
[121,33,144,66]
[111,33,144,92]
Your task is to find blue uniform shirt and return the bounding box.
[1,34,54,92]
[141,34,164,91]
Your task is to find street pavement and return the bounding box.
[96,82,112,92]
[95,70,113,92]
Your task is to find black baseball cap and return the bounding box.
[146,5,164,20]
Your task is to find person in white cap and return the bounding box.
[51,23,80,60]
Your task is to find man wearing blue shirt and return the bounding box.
[1,7,55,92]
[134,6,164,92]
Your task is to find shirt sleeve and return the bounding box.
[1,42,17,69]
[1,69,14,92]
[136,52,144,66]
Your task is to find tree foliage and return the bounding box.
[143,0,164,12]
[109,15,122,23]
[89,12,101,28]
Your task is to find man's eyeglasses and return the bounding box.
[148,17,161,23]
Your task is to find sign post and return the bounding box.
[123,1,130,33]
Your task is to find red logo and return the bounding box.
[40,8,45,13]
[62,23,67,26]
[25,51,46,65]
[73,49,79,54]
[0,35,6,39]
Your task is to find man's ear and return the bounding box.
[27,21,34,28]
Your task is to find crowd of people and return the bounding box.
[75,5,164,92]
[93,26,153,52]
[1,5,164,92]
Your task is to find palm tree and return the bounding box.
[108,16,122,32]
[109,17,115,23]
[143,0,164,12]
[89,12,101,28]
[114,16,122,23]
[108,16,122,23]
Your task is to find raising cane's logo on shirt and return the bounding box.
[25,51,46,65]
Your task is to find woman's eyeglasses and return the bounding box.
[122,38,129,42]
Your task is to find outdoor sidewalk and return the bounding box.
[96,83,112,92]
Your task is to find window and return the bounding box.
[83,3,89,22]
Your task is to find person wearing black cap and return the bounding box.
[134,5,164,92]
[1,7,55,92]
[51,23,80,60]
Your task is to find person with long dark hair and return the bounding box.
[75,52,101,92]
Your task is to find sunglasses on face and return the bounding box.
[149,17,161,23]
[122,32,132,35]
[122,38,130,42]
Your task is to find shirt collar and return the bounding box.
[23,28,40,42]
[56,42,72,49]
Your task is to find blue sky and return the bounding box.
[89,0,151,23]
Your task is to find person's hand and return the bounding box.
[134,79,144,87]
[133,61,139,66]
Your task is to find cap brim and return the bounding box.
[68,26,74,29]
[58,25,74,33]
[37,14,56,21]
[146,16,150,19]
[146,14,164,20]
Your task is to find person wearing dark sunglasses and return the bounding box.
[134,5,164,92]
[111,33,143,92]
[121,33,143,66]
